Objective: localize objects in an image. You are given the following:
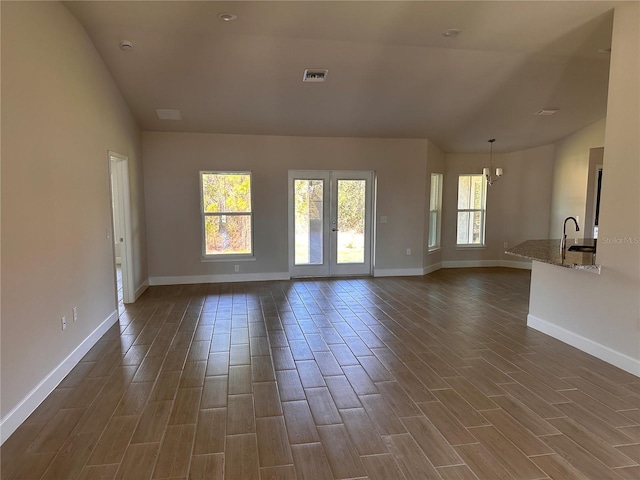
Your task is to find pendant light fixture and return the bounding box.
[483,139,503,186]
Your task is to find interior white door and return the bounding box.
[289,170,373,277]
[109,152,135,304]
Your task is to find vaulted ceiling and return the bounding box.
[65,1,617,152]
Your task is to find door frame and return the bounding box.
[288,170,374,278]
[109,151,135,304]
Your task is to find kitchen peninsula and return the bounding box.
[506,239,600,273]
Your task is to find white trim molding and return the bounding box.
[149,272,290,286]
[373,268,425,277]
[423,262,442,275]
[442,259,531,270]
[500,260,532,270]
[134,279,149,301]
[0,310,120,444]
[528,314,640,377]
[442,260,497,268]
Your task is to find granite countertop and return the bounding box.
[506,239,601,273]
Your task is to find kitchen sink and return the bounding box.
[568,245,596,253]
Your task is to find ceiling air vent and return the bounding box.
[303,69,328,83]
[155,109,183,120]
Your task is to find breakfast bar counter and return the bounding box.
[506,239,600,273]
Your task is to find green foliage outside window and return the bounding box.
[201,173,252,255]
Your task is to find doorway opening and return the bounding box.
[109,152,134,306]
[288,170,374,277]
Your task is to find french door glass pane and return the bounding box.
[337,180,366,264]
[294,179,324,265]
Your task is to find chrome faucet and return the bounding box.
[561,216,580,255]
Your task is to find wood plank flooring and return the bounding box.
[2,268,640,479]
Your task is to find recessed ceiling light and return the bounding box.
[442,29,461,38]
[119,40,134,51]
[535,108,559,116]
[218,13,237,22]
[598,47,611,54]
[155,109,183,121]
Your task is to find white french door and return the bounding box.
[288,170,373,277]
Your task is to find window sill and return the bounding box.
[428,247,441,254]
[201,255,256,263]
[455,245,486,250]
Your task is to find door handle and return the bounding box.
[332,228,339,232]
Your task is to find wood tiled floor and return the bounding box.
[2,268,640,480]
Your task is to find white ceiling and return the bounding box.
[64,1,618,152]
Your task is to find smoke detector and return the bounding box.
[535,108,559,116]
[442,29,461,38]
[119,40,134,51]
[303,69,329,82]
[218,13,237,22]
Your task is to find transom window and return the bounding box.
[200,171,253,257]
[457,174,486,246]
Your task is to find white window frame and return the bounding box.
[456,174,487,247]
[200,171,254,260]
[428,173,443,251]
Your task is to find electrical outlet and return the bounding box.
[61,316,67,331]
[380,216,388,224]
[73,306,78,322]
[406,248,412,255]
[504,242,509,249]
[234,264,239,273]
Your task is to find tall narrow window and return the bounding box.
[200,172,253,257]
[428,173,443,250]
[457,174,486,246]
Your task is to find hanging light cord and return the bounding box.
[488,138,495,169]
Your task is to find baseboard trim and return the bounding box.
[442,260,498,268]
[527,314,640,377]
[134,279,149,301]
[423,262,442,275]
[373,268,426,277]
[149,272,291,286]
[0,309,120,445]
[442,259,532,270]
[148,262,529,284]
[500,260,532,270]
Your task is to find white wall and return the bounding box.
[549,119,606,235]
[143,132,431,282]
[143,131,556,282]
[1,2,146,440]
[441,144,555,267]
[528,3,639,375]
